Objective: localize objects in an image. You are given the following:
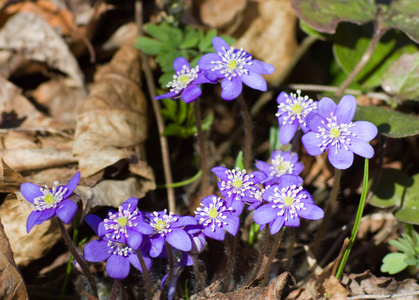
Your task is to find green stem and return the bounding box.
[336,159,369,279]
[193,100,209,196]
[237,95,252,170]
[56,218,98,297]
[312,168,342,255]
[261,228,284,287]
[156,170,202,189]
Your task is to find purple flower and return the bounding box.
[146,210,197,258]
[253,175,324,235]
[154,57,215,103]
[276,90,318,144]
[194,195,240,241]
[21,172,80,233]
[246,186,269,211]
[83,215,152,280]
[98,197,153,250]
[255,150,304,186]
[161,252,193,300]
[198,37,274,100]
[301,95,378,170]
[212,166,267,214]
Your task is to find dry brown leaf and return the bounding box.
[199,0,247,29]
[0,216,28,300]
[73,39,153,187]
[233,0,298,84]
[0,159,24,193]
[0,13,84,87]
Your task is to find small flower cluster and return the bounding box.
[154,36,274,103]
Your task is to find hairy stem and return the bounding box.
[312,168,342,255]
[56,218,98,297]
[223,234,237,292]
[238,95,252,170]
[110,279,121,300]
[164,243,175,295]
[261,229,284,287]
[245,226,270,286]
[137,251,152,300]
[193,100,209,196]
[335,25,387,97]
[192,254,205,294]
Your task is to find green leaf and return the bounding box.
[234,151,245,171]
[381,0,419,43]
[159,98,178,121]
[163,123,186,137]
[389,239,414,254]
[382,53,419,101]
[145,23,170,42]
[181,26,200,49]
[201,113,214,132]
[299,20,330,40]
[369,168,414,208]
[291,0,376,34]
[333,24,417,89]
[354,105,419,138]
[199,29,217,52]
[135,37,166,55]
[161,24,183,47]
[381,252,409,274]
[155,51,181,72]
[394,174,419,224]
[159,73,175,87]
[220,35,236,47]
[178,100,190,125]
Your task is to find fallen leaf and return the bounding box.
[0,216,29,300]
[0,159,24,193]
[199,0,247,29]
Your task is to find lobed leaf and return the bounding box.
[381,252,409,274]
[394,174,419,225]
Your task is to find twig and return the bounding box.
[238,94,252,170]
[346,291,419,299]
[193,100,209,196]
[331,237,350,277]
[135,0,176,213]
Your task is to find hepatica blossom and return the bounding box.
[276,90,318,144]
[253,175,324,235]
[98,197,153,250]
[154,57,214,103]
[301,95,378,170]
[212,166,267,214]
[21,172,80,233]
[255,150,304,186]
[198,36,274,100]
[146,210,197,258]
[194,195,240,241]
[84,215,152,280]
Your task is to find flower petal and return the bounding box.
[154,91,178,100]
[197,53,222,71]
[126,228,143,250]
[181,84,201,103]
[240,72,267,92]
[278,121,298,145]
[284,211,300,227]
[85,214,102,235]
[318,97,336,118]
[128,253,143,272]
[36,208,55,224]
[298,203,324,220]
[230,198,245,215]
[212,36,230,53]
[122,197,138,212]
[335,95,356,124]
[348,138,375,159]
[63,172,80,198]
[270,217,285,235]
[211,166,229,181]
[328,146,354,170]
[20,183,43,204]
[223,214,240,237]
[173,57,190,73]
[83,239,111,262]
[247,59,275,75]
[220,77,242,101]
[253,204,277,225]
[106,254,130,280]
[26,211,43,233]
[248,171,268,184]
[351,121,378,142]
[204,225,225,241]
[150,235,165,258]
[306,112,328,133]
[173,215,197,227]
[166,229,192,252]
[277,175,302,189]
[56,199,77,224]
[135,222,153,235]
[302,131,325,156]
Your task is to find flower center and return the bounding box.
[118,216,128,227]
[211,47,252,80]
[195,196,230,232]
[276,90,317,127]
[167,65,199,94]
[155,219,166,231]
[107,241,132,257]
[150,210,177,236]
[33,181,67,211]
[209,208,219,219]
[232,177,243,188]
[284,196,294,207]
[330,127,341,138]
[219,168,256,200]
[270,156,294,178]
[103,204,138,240]
[269,185,307,221]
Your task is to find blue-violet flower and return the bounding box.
[98,197,153,250]
[253,175,324,235]
[212,166,267,214]
[194,195,240,241]
[255,150,304,186]
[276,90,318,144]
[21,172,80,233]
[301,95,378,170]
[154,57,215,103]
[198,37,275,100]
[83,215,152,280]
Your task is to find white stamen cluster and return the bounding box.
[167,65,199,94]
[33,181,67,211]
[270,155,294,178]
[150,210,178,236]
[195,196,230,232]
[107,240,133,257]
[276,90,317,127]
[211,47,252,80]
[220,168,256,200]
[316,113,356,153]
[103,204,138,240]
[269,185,307,221]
